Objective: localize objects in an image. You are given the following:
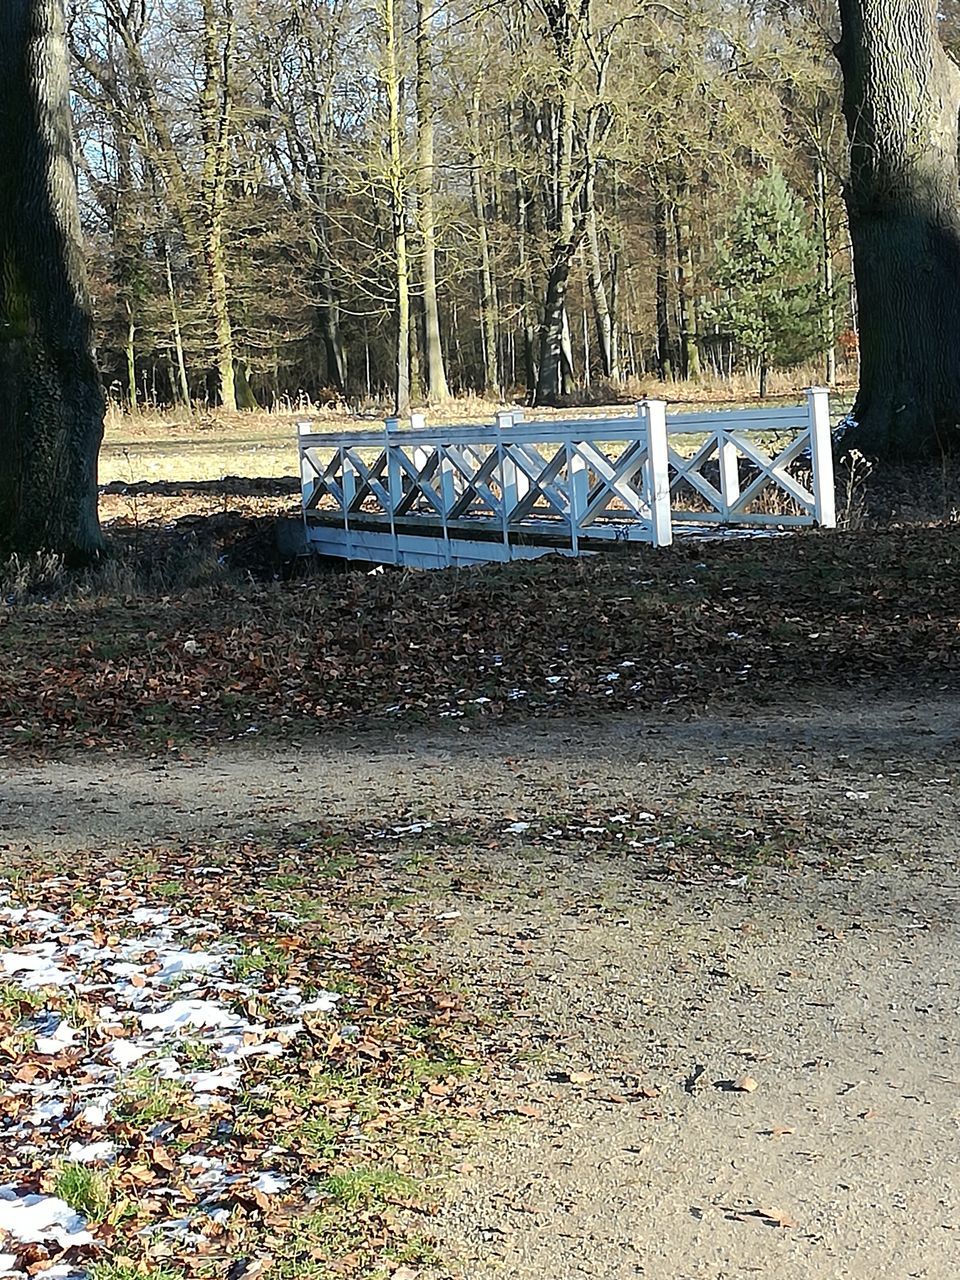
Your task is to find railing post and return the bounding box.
[494,410,511,556]
[384,417,401,562]
[806,386,836,528]
[496,409,530,517]
[298,420,315,513]
[341,447,356,559]
[639,398,673,547]
[717,429,741,519]
[410,412,430,480]
[566,441,588,555]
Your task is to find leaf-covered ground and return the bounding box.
[0,833,493,1280]
[1,525,958,757]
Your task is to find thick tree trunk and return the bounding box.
[837,0,960,457]
[0,0,104,561]
[535,86,578,405]
[536,250,575,405]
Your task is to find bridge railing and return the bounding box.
[297,388,835,567]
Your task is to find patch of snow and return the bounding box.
[35,1021,78,1056]
[139,1000,243,1033]
[66,1140,117,1164]
[0,1192,93,1250]
[1,953,72,988]
[109,1040,154,1068]
[154,951,223,982]
[250,1171,289,1195]
[188,1064,244,1094]
[130,908,169,926]
[298,993,340,1014]
[27,1099,68,1127]
[78,1096,114,1127]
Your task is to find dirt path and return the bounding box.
[2,693,958,1278]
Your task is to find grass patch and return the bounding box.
[116,1070,194,1126]
[321,1165,419,1210]
[92,1264,185,1280]
[54,1163,111,1221]
[0,983,45,1015]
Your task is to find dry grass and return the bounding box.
[101,369,857,486]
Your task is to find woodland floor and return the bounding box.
[1,408,958,1279]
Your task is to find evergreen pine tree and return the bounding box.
[711,169,822,397]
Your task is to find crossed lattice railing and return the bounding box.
[297,388,835,567]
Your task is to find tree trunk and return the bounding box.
[383,0,410,416]
[415,0,449,401]
[0,0,104,561]
[654,195,672,381]
[164,239,192,409]
[201,0,236,411]
[507,106,537,395]
[469,89,499,397]
[815,160,837,386]
[671,178,701,379]
[535,83,578,405]
[837,0,960,457]
[584,197,617,381]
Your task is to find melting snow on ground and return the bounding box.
[0,880,343,1277]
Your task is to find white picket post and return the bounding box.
[806,387,836,528]
[640,399,673,547]
[717,429,741,518]
[298,421,317,515]
[496,410,520,523]
[384,417,401,559]
[384,417,402,511]
[566,442,588,554]
[410,412,431,485]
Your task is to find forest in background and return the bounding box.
[69,0,883,414]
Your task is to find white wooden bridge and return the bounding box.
[297,389,836,568]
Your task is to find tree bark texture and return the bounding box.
[0,0,104,561]
[534,95,578,405]
[837,0,960,457]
